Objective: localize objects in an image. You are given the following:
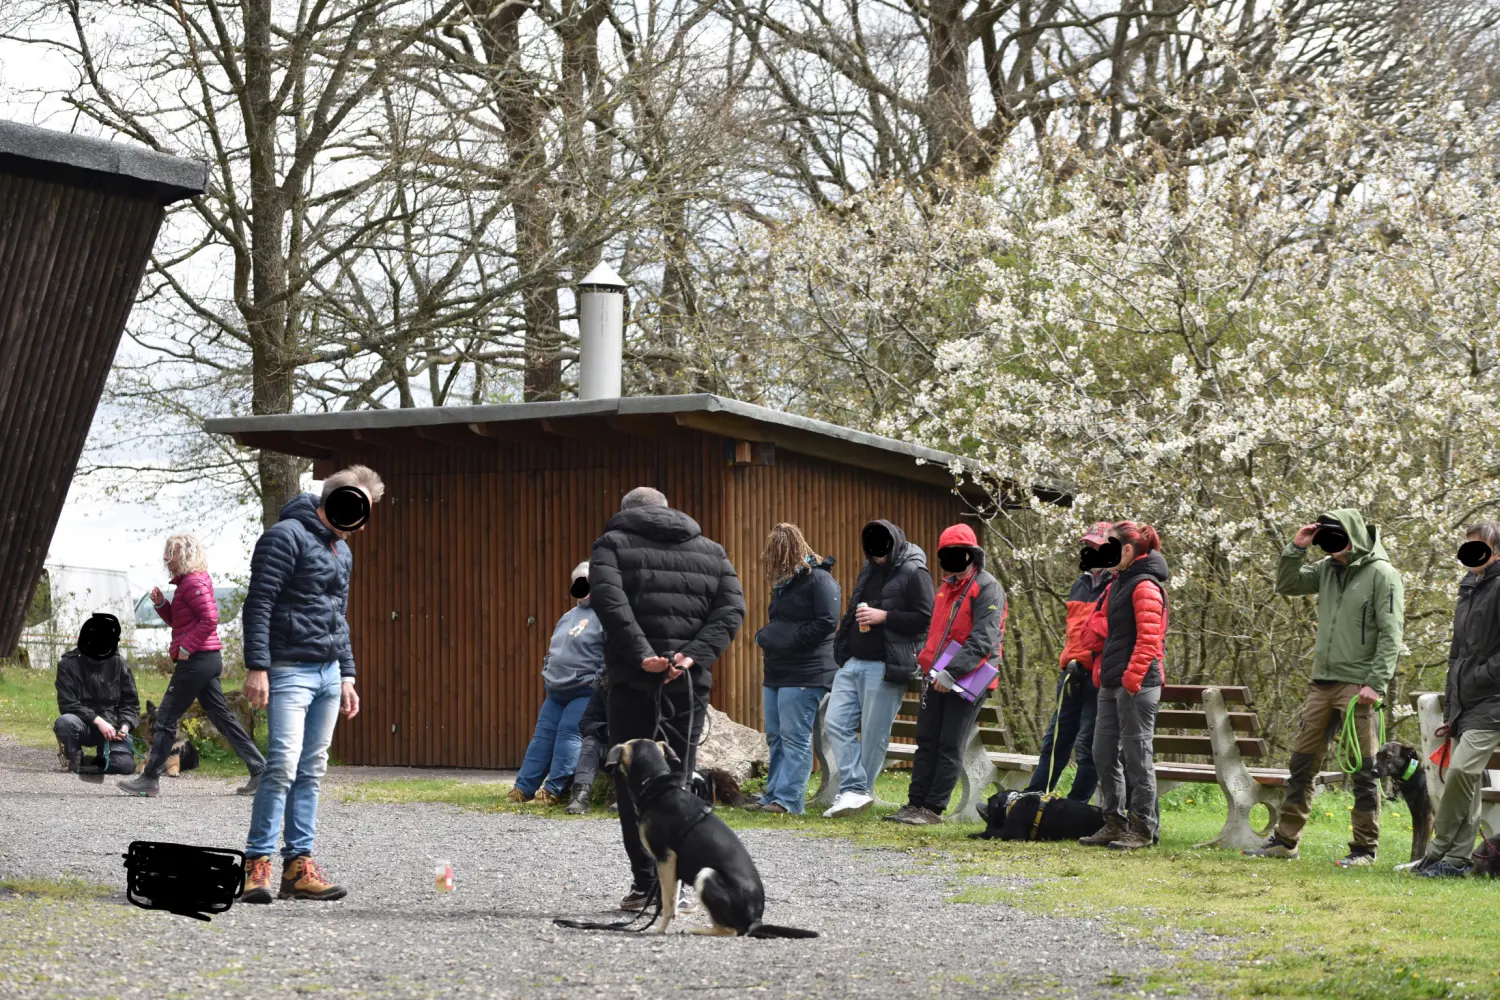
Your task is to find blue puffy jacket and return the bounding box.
[242,494,356,677]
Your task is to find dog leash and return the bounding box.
[1027,678,1073,841]
[1334,695,1386,775]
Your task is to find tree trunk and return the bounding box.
[925,0,982,176]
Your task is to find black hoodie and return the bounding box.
[55,648,140,731]
[756,556,841,688]
[833,520,935,678]
[589,505,746,693]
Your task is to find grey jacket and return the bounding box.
[541,604,607,695]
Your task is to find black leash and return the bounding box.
[554,657,707,933]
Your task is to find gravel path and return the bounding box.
[0,737,1201,1000]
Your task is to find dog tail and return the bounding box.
[745,920,819,939]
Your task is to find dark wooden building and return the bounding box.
[206,394,983,767]
[0,121,206,657]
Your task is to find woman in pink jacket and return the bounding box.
[119,533,266,797]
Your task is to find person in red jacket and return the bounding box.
[885,523,1006,826]
[119,533,266,797]
[1023,523,1114,801]
[1079,521,1168,850]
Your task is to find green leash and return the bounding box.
[1333,695,1385,775]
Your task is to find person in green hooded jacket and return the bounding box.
[1244,509,1405,867]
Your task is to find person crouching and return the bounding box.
[508,562,607,806]
[885,524,1005,826]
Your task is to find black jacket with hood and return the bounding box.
[833,520,935,681]
[756,556,841,689]
[55,649,140,731]
[1446,561,1500,736]
[589,504,746,694]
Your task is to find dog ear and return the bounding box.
[656,740,681,766]
[603,744,624,775]
[146,700,156,713]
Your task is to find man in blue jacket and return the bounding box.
[239,465,384,904]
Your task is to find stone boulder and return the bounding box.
[695,705,768,784]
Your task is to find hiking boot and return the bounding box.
[237,770,262,796]
[620,884,655,911]
[897,806,943,826]
[117,774,160,797]
[1333,848,1376,869]
[565,783,592,815]
[506,786,530,803]
[1107,817,1154,851]
[1079,816,1128,847]
[57,741,72,772]
[759,802,789,815]
[533,788,562,807]
[242,855,275,904]
[1416,859,1469,879]
[824,791,874,818]
[1243,835,1299,859]
[882,804,919,824]
[279,856,348,901]
[63,746,83,774]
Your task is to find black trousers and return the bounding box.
[53,715,135,773]
[607,680,705,889]
[908,687,987,813]
[144,650,266,778]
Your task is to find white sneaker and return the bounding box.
[676,884,698,913]
[823,791,874,818]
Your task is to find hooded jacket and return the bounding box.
[55,649,140,731]
[833,520,935,678]
[756,555,841,688]
[917,524,1006,683]
[1445,561,1500,736]
[1276,508,1405,691]
[154,570,224,660]
[1059,569,1113,671]
[541,604,607,695]
[242,493,357,678]
[589,504,746,693]
[1097,551,1169,693]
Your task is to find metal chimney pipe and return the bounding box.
[577,261,627,400]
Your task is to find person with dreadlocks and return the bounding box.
[748,523,840,815]
[588,487,746,911]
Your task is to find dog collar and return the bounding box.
[1400,758,1419,782]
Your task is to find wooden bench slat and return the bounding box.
[1156,709,1261,733]
[899,698,1003,725]
[889,721,1008,746]
[1160,684,1251,705]
[1153,734,1268,758]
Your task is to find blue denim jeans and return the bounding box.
[1024,670,1100,801]
[515,687,591,797]
[761,685,826,814]
[246,662,342,860]
[823,658,907,797]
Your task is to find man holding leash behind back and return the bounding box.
[1245,510,1404,867]
[239,466,384,904]
[589,487,746,911]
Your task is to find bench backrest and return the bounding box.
[1152,684,1269,761]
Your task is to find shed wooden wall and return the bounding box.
[326,429,966,767]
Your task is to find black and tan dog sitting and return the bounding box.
[971,790,1106,841]
[606,739,817,938]
[1374,741,1434,863]
[140,701,202,777]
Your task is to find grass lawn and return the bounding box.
[337,770,1500,1000]
[0,665,266,778]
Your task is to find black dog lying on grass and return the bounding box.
[1471,835,1500,878]
[1374,741,1434,863]
[971,790,1105,842]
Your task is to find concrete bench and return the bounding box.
[1408,691,1500,839]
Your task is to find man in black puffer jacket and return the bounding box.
[589,486,746,910]
[239,466,384,906]
[53,613,140,774]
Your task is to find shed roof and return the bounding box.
[0,120,208,203]
[205,394,978,492]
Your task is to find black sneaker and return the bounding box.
[565,783,592,815]
[1243,836,1299,860]
[882,804,918,824]
[1333,849,1376,869]
[620,884,656,911]
[1416,859,1469,879]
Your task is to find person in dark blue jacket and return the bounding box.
[239,465,384,906]
[749,523,841,815]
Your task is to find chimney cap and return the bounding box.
[579,261,627,291]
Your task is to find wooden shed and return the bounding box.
[206,394,987,767]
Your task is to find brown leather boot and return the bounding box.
[1108,816,1155,851]
[279,856,348,901]
[1079,815,1128,847]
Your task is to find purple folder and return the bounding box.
[932,640,999,703]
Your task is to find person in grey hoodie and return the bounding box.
[509,561,608,805]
